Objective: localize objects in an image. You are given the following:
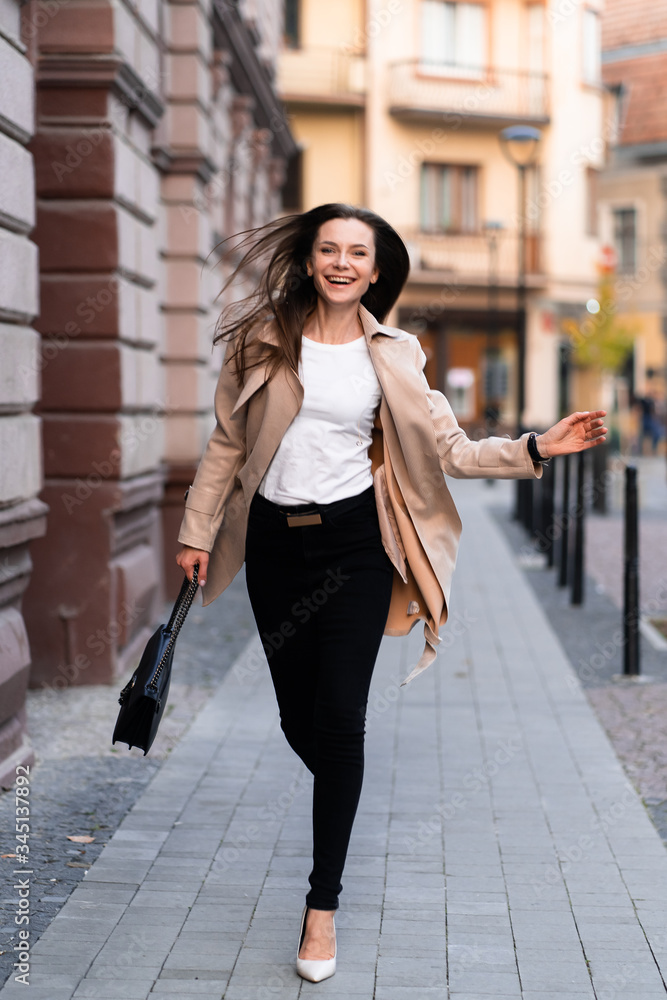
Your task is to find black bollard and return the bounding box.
[623,465,640,676]
[542,458,556,568]
[525,478,535,536]
[571,451,585,605]
[558,454,571,588]
[514,479,523,523]
[592,441,608,514]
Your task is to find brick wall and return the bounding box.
[603,0,667,148]
[602,0,667,51]
[604,52,667,147]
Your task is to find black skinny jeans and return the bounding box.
[244,485,394,911]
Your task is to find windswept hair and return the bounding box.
[213,203,411,386]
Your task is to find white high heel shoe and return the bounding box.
[296,906,337,982]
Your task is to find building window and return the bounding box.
[420,163,479,233]
[282,149,303,213]
[582,8,601,84]
[527,4,544,73]
[613,207,636,273]
[446,368,476,419]
[284,0,300,49]
[483,352,509,402]
[608,83,628,144]
[420,0,487,75]
[586,167,599,236]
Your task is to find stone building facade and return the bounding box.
[0,0,45,787]
[0,0,294,785]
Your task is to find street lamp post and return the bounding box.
[483,220,504,437]
[498,125,542,434]
[499,125,542,526]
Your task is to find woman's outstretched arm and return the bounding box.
[411,337,606,479]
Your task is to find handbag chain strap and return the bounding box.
[148,564,199,692]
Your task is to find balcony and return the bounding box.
[278,47,366,108]
[403,230,544,286]
[389,62,550,126]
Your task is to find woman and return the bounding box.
[176,203,606,983]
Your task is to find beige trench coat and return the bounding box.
[178,304,543,684]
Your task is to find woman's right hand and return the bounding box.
[176,546,210,587]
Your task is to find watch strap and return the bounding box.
[527,432,549,464]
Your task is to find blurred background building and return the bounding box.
[597,0,667,452]
[278,0,607,435]
[1,0,665,787]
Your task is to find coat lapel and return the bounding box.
[234,322,303,505]
[359,305,450,516]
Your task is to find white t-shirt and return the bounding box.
[258,334,382,505]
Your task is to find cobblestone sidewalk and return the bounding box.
[2,478,666,999]
[0,571,255,986]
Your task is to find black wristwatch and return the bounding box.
[527,432,549,464]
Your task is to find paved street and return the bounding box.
[3,478,667,1000]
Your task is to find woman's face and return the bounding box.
[307,217,379,308]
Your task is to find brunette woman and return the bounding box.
[176,203,606,982]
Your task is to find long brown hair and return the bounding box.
[213,203,411,386]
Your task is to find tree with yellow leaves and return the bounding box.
[562,271,636,373]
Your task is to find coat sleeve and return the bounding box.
[412,338,543,481]
[177,340,248,552]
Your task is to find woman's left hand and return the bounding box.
[535,410,607,459]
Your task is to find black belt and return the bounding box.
[253,486,374,527]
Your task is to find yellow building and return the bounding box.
[278,0,607,435]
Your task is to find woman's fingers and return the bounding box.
[197,553,209,587]
[176,547,209,586]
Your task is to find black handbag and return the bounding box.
[112,566,199,755]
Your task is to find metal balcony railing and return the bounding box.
[278,47,366,105]
[404,229,543,282]
[389,61,550,125]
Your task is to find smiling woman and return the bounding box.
[307,222,379,318]
[174,202,606,984]
[209,203,410,387]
